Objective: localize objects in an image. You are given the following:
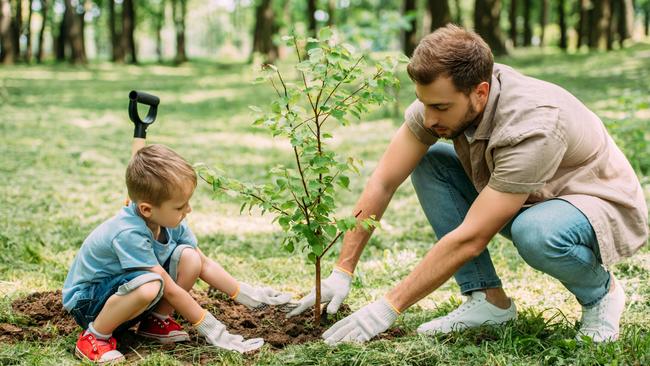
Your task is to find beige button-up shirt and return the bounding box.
[405,63,648,265]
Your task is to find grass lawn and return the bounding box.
[1,43,649,365]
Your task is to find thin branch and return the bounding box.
[320,210,363,258]
[319,70,383,126]
[320,55,364,113]
[198,173,289,216]
[285,170,308,218]
[269,78,282,98]
[293,39,316,113]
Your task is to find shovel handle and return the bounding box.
[129,90,160,138]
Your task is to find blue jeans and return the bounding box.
[68,244,194,332]
[411,143,611,307]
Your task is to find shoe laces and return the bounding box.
[84,333,117,353]
[445,295,481,320]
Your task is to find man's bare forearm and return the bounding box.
[385,230,484,311]
[337,179,397,273]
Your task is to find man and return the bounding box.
[287,24,648,344]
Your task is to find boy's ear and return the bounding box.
[137,202,154,218]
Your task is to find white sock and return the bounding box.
[87,322,111,340]
[151,311,170,320]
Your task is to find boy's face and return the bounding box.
[138,184,195,228]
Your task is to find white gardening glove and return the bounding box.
[195,312,264,353]
[286,267,352,317]
[233,282,293,309]
[322,298,399,345]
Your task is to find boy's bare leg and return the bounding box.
[93,281,162,334]
[153,248,202,316]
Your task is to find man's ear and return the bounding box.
[137,202,154,218]
[475,81,490,101]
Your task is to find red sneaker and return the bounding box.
[137,314,190,344]
[74,330,124,364]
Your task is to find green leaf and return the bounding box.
[324,225,337,238]
[318,27,332,41]
[307,252,316,263]
[338,175,350,188]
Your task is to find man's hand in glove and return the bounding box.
[321,298,399,345]
[286,267,352,317]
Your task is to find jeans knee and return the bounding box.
[512,218,572,270]
[411,143,457,189]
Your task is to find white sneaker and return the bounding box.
[417,291,517,335]
[576,276,625,342]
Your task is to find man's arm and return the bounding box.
[386,186,529,311]
[337,124,429,273]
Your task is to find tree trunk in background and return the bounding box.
[154,0,164,63]
[307,0,316,36]
[121,0,136,63]
[539,0,548,46]
[36,0,46,62]
[0,0,16,64]
[608,0,617,49]
[327,0,335,27]
[454,0,462,24]
[12,0,21,60]
[646,2,649,36]
[577,0,589,48]
[558,0,568,49]
[522,0,531,46]
[64,0,85,63]
[403,0,417,57]
[172,0,187,64]
[55,6,65,61]
[251,0,278,64]
[617,0,634,44]
[509,0,517,47]
[589,0,612,50]
[474,0,507,55]
[109,0,122,62]
[429,0,451,31]
[24,0,32,62]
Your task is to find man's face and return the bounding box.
[415,76,488,139]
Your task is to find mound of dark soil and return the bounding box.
[2,289,405,350]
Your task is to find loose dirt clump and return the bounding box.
[3,289,405,350]
[1,290,77,342]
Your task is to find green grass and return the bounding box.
[1,43,649,365]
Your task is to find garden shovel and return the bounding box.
[125,90,160,205]
[128,90,160,157]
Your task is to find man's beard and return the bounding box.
[446,101,480,139]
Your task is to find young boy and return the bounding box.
[62,144,292,363]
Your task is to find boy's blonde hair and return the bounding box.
[126,144,197,205]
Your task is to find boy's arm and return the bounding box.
[196,248,239,297]
[197,249,292,308]
[147,265,205,324]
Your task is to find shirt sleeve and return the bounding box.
[488,128,567,194]
[112,230,158,270]
[404,100,438,145]
[175,219,198,248]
